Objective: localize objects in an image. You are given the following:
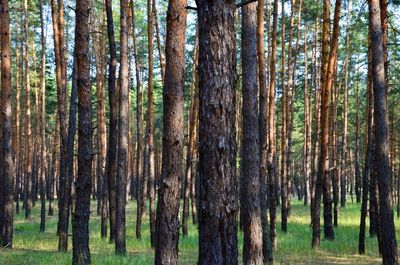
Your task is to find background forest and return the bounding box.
[1,0,400,264]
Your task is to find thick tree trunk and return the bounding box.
[105,0,118,243]
[115,0,129,256]
[368,0,398,263]
[355,82,361,204]
[154,0,186,262]
[196,1,238,263]
[72,0,92,263]
[1,0,15,248]
[241,2,264,262]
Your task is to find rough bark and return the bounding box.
[154,0,186,262]
[115,0,129,256]
[1,0,15,248]
[72,0,92,263]
[196,1,238,263]
[241,2,264,263]
[368,0,398,263]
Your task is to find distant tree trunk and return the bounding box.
[340,1,350,208]
[279,0,288,233]
[51,0,69,251]
[330,59,339,227]
[48,122,59,217]
[72,0,92,262]
[196,1,238,264]
[1,0,15,248]
[312,0,340,247]
[105,0,118,243]
[257,0,273,261]
[115,0,129,256]
[267,0,278,250]
[182,35,198,237]
[355,82,361,204]
[241,2,263,262]
[153,0,165,84]
[368,0,398,263]
[131,0,144,240]
[154,0,186,262]
[14,45,21,216]
[23,0,33,221]
[303,33,311,207]
[143,0,156,247]
[39,0,47,233]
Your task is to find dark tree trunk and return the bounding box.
[72,0,92,263]
[368,0,398,263]
[257,0,273,261]
[115,0,129,256]
[154,0,186,262]
[105,0,118,243]
[241,1,263,262]
[1,0,15,248]
[267,0,278,250]
[196,1,238,264]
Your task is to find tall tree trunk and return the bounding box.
[257,0,273,261]
[196,1,238,263]
[143,0,156,247]
[105,0,117,243]
[280,0,289,233]
[131,0,144,240]
[39,0,47,233]
[267,0,279,250]
[312,0,340,247]
[355,81,361,204]
[1,0,15,248]
[368,0,398,263]
[115,0,129,256]
[241,2,263,262]
[51,0,69,251]
[340,0,350,208]
[23,0,32,221]
[72,0,92,262]
[154,0,186,261]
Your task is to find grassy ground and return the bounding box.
[0,199,392,264]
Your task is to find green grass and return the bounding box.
[0,199,393,264]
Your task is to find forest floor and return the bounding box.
[0,198,390,264]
